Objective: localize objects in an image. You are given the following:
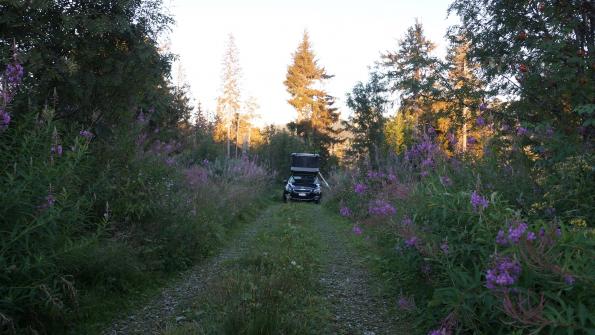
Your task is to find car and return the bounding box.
[282,173,322,204]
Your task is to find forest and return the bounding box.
[0,0,593,334]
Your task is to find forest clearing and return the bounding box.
[1,0,593,334]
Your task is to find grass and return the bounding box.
[68,197,273,335]
[163,203,333,335]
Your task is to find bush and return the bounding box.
[326,134,595,334]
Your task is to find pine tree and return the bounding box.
[284,31,339,160]
[215,34,242,158]
[382,20,439,128]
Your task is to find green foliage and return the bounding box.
[165,205,331,335]
[345,70,389,168]
[326,147,595,334]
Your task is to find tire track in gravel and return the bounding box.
[102,205,278,335]
[314,206,403,335]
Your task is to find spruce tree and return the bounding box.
[382,20,439,128]
[284,31,339,160]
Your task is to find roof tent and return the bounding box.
[290,153,320,173]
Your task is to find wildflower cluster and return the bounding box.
[368,199,396,216]
[1,47,24,132]
[339,206,352,217]
[470,191,489,212]
[354,183,367,194]
[485,256,522,290]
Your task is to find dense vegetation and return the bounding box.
[1,0,593,334]
[328,1,594,334]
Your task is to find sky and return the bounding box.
[167,0,458,126]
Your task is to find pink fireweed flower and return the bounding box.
[352,225,363,235]
[516,127,528,136]
[479,103,488,112]
[354,183,367,194]
[401,216,413,226]
[428,328,448,335]
[467,136,478,145]
[507,221,528,244]
[397,294,416,311]
[51,144,63,157]
[79,130,94,139]
[0,109,11,131]
[485,256,521,290]
[470,191,489,212]
[405,236,419,248]
[387,173,397,182]
[476,116,486,127]
[340,206,352,217]
[564,274,575,285]
[368,199,396,216]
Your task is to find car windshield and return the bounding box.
[290,175,318,186]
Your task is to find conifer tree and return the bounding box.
[215,34,242,158]
[284,31,339,160]
[382,21,439,128]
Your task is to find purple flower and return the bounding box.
[439,175,452,187]
[165,157,175,166]
[564,274,575,285]
[507,221,528,244]
[51,144,63,157]
[405,236,419,248]
[496,230,508,245]
[545,127,554,138]
[202,159,210,166]
[0,109,11,131]
[479,103,488,112]
[368,199,396,216]
[470,191,489,212]
[440,241,449,254]
[397,295,415,311]
[428,328,448,335]
[516,127,528,136]
[388,173,397,182]
[555,227,562,237]
[420,170,429,177]
[5,62,24,85]
[486,256,521,290]
[545,207,556,217]
[401,216,413,226]
[476,116,486,127]
[526,231,536,241]
[467,136,477,145]
[79,130,94,139]
[447,132,457,146]
[352,225,363,235]
[340,206,352,217]
[354,183,367,194]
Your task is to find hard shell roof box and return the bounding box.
[290,153,320,173]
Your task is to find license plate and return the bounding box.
[298,193,306,197]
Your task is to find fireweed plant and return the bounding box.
[325,132,594,334]
[0,100,270,332]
